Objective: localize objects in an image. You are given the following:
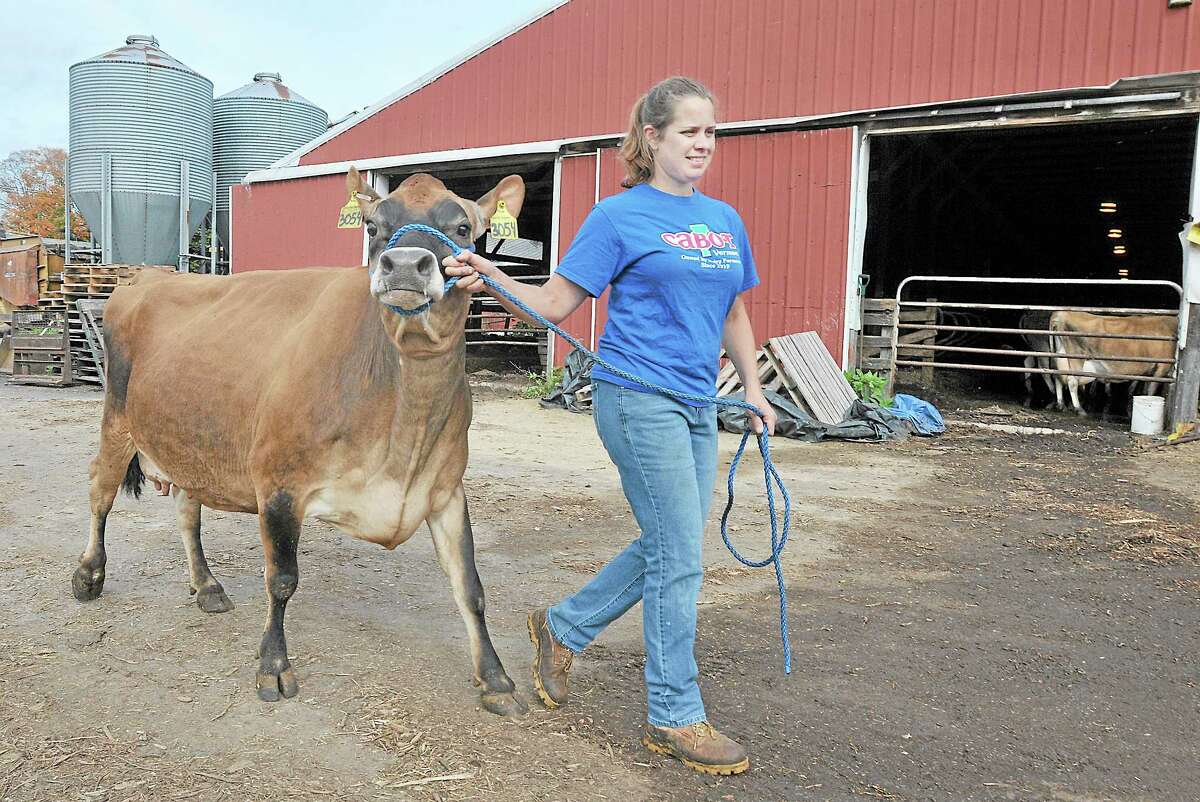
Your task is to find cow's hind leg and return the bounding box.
[72,426,137,602]
[255,490,300,701]
[1038,358,1057,406]
[1066,376,1088,417]
[173,488,233,613]
[1022,356,1036,408]
[428,487,526,717]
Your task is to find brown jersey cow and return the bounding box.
[72,168,528,716]
[1048,311,1177,417]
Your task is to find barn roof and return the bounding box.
[267,1,569,170]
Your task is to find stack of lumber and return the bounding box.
[36,285,68,314]
[60,265,167,384]
[717,331,858,425]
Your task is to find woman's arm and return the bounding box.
[443,252,589,326]
[721,296,777,435]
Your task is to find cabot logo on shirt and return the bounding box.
[661,224,736,257]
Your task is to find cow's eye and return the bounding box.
[456,224,471,238]
[366,222,378,237]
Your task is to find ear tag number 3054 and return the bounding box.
[490,201,518,240]
[337,193,362,229]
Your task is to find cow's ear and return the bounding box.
[346,166,381,205]
[477,175,525,224]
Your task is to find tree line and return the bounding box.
[0,147,90,241]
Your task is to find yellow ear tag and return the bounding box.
[489,200,519,240]
[337,192,363,229]
[1188,222,1200,246]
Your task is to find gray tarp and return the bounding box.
[716,389,911,442]
[541,351,918,441]
[539,348,596,414]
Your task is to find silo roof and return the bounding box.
[217,73,320,106]
[73,34,206,79]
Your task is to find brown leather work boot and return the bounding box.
[527,609,573,708]
[643,722,750,775]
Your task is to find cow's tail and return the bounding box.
[122,453,145,499]
[1047,314,1065,363]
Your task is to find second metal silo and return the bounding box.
[213,73,328,250]
[68,34,214,267]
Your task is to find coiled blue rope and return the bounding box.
[383,224,793,672]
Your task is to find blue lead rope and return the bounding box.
[384,224,793,673]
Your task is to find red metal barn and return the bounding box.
[231,0,1200,385]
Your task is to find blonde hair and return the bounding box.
[618,77,715,189]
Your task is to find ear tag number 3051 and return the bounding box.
[490,201,519,240]
[337,193,362,229]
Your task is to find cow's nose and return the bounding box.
[380,247,437,278]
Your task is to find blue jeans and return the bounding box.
[547,380,718,728]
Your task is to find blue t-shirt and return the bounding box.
[555,182,759,404]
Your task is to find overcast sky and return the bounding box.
[1,0,557,158]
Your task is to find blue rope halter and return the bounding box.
[382,224,477,316]
[380,223,794,673]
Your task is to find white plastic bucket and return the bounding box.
[1130,395,1165,436]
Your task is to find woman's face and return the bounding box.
[647,96,717,192]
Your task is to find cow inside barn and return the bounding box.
[1018,310,1058,408]
[1048,311,1177,417]
[71,168,529,716]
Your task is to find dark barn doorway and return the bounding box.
[862,115,1196,406]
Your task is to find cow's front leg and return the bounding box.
[427,486,527,717]
[255,490,300,701]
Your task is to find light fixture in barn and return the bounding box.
[1107,228,1123,238]
[1117,268,1130,278]
[1099,201,1118,213]
[1113,245,1127,255]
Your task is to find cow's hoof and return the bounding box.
[256,667,299,702]
[195,585,234,614]
[72,566,105,602]
[481,690,528,718]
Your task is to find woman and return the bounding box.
[445,76,776,776]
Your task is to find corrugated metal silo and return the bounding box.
[68,34,213,266]
[213,73,328,248]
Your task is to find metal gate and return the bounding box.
[886,275,1184,402]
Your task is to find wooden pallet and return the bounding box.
[76,299,107,387]
[714,346,820,420]
[855,298,937,393]
[715,348,785,397]
[61,266,128,383]
[57,265,170,384]
[765,332,858,425]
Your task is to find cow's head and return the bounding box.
[348,168,525,314]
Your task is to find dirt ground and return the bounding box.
[1,375,1197,802]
